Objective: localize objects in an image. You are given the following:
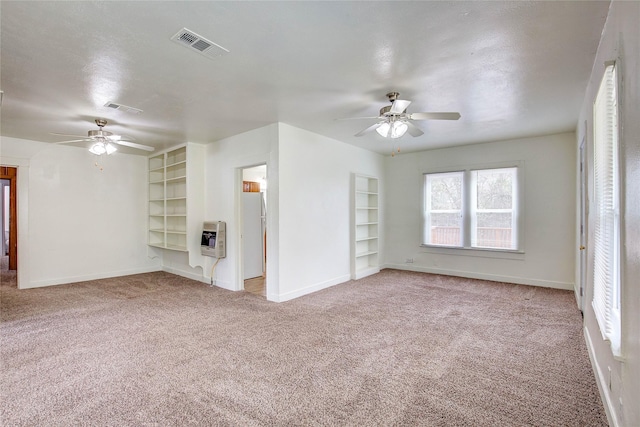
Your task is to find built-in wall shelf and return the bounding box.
[148,145,188,251]
[352,174,380,280]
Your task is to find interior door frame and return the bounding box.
[578,129,588,312]
[0,157,30,289]
[237,163,268,295]
[0,166,17,270]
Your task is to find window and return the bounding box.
[423,166,520,251]
[471,168,518,249]
[592,63,621,357]
[423,172,463,246]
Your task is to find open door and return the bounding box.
[0,166,17,271]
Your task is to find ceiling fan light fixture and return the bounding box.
[376,120,408,139]
[391,121,408,138]
[376,122,390,137]
[89,142,107,155]
[89,141,117,155]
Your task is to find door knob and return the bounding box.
[579,245,586,250]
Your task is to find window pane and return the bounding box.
[430,175,462,210]
[430,213,461,246]
[471,167,517,250]
[476,213,513,248]
[476,169,513,209]
[424,172,462,246]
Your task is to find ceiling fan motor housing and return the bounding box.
[88,129,113,139]
[89,119,113,139]
[386,91,400,102]
[380,105,407,117]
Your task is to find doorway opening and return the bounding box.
[241,164,267,297]
[1,166,18,287]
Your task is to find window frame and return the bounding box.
[591,62,622,358]
[422,161,524,256]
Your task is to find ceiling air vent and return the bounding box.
[104,102,143,114]
[171,28,229,60]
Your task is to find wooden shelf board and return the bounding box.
[166,160,186,168]
[165,244,188,252]
[355,251,378,257]
[166,176,186,182]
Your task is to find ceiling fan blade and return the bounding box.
[108,134,136,142]
[55,139,89,144]
[50,132,87,138]
[113,140,155,152]
[409,112,461,120]
[336,116,381,121]
[355,122,382,137]
[390,100,411,114]
[406,122,424,137]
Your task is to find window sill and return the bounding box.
[419,244,525,260]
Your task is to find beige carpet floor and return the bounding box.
[0,265,607,426]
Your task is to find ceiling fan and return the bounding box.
[52,119,155,155]
[341,91,461,139]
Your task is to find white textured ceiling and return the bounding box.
[0,1,610,156]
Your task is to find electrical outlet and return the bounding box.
[405,258,414,263]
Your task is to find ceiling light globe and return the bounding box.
[89,142,107,155]
[105,143,117,155]
[376,122,391,137]
[391,121,408,139]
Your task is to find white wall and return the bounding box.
[168,124,280,295]
[163,123,385,302]
[384,132,576,289]
[0,136,160,288]
[277,123,384,301]
[578,1,640,425]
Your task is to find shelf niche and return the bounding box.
[148,146,188,251]
[352,174,380,280]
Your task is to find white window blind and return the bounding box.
[592,63,621,357]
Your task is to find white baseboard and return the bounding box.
[270,274,351,302]
[161,265,234,291]
[209,279,233,291]
[352,266,380,280]
[162,265,206,283]
[584,325,619,427]
[382,263,574,290]
[25,266,162,289]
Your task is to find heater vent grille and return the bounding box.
[171,28,229,60]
